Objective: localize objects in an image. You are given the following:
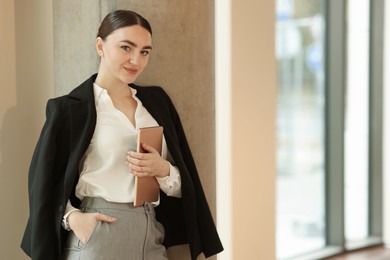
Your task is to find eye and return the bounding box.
[141,50,150,56]
[121,46,131,51]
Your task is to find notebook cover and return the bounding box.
[133,126,163,207]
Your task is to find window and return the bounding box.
[344,0,370,245]
[276,0,326,258]
[276,0,385,258]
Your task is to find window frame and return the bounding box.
[283,0,385,258]
[324,0,385,251]
[368,0,384,241]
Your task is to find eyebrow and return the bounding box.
[119,40,152,50]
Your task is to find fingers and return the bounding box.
[95,213,117,223]
[141,142,158,153]
[125,146,169,178]
[125,151,155,175]
[125,155,148,175]
[69,212,117,245]
[128,144,158,160]
[126,152,147,166]
[126,162,151,177]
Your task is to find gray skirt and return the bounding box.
[62,197,168,260]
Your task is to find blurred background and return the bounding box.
[275,0,389,259]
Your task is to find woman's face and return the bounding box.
[96,25,152,84]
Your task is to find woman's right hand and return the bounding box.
[68,211,117,244]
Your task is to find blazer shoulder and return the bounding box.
[132,84,173,105]
[67,74,97,101]
[45,93,81,112]
[44,74,96,112]
[131,84,166,95]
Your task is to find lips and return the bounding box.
[124,67,138,74]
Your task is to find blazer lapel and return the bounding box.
[133,86,165,126]
[133,86,181,156]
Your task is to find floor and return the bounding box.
[325,246,390,260]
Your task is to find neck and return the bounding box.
[95,69,130,98]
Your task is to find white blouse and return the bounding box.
[65,83,181,216]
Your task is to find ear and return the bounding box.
[96,37,104,57]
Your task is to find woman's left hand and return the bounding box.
[125,142,170,178]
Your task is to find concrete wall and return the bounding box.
[53,0,115,95]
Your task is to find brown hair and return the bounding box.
[97,10,152,40]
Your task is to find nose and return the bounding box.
[129,54,139,65]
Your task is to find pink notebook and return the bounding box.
[133,126,163,207]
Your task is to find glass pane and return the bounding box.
[344,0,370,244]
[276,0,326,258]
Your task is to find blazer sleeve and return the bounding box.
[21,98,66,259]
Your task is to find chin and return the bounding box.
[120,75,138,84]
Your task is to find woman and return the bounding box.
[21,10,223,260]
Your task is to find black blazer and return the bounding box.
[21,74,223,260]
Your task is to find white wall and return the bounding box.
[0,1,18,258]
[216,0,277,259]
[0,0,54,259]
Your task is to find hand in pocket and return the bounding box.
[68,211,117,244]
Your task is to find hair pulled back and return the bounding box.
[97,10,152,40]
